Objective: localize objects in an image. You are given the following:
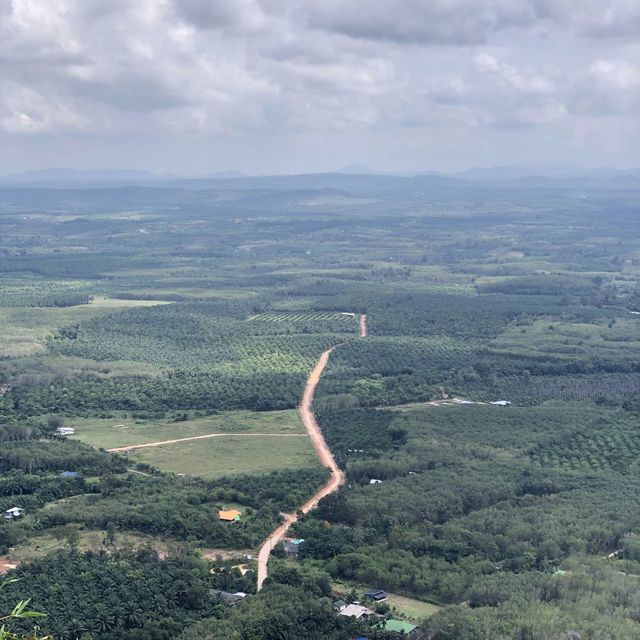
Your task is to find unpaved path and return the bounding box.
[256,322,364,589]
[359,313,367,337]
[107,432,307,453]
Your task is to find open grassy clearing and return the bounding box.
[130,433,319,479]
[88,296,171,308]
[70,409,306,450]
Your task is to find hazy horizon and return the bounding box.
[1,1,639,175]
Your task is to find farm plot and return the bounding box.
[71,409,305,450]
[249,311,359,335]
[130,433,319,479]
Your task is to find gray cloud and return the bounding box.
[0,0,638,172]
[172,0,266,32]
[282,0,538,46]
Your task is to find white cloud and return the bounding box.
[474,53,556,94]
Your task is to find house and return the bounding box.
[369,479,382,485]
[338,604,374,619]
[490,400,511,406]
[364,589,388,601]
[55,427,75,436]
[333,600,347,612]
[210,589,247,605]
[284,540,303,558]
[218,509,242,522]
[3,507,24,520]
[384,619,418,634]
[59,471,80,478]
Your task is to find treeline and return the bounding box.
[0,438,127,475]
[0,371,307,420]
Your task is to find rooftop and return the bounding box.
[218,509,242,521]
[384,619,418,634]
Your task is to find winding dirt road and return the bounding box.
[256,313,366,590]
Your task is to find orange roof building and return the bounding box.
[219,509,242,522]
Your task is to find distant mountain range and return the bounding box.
[0,167,248,185]
[0,164,638,190]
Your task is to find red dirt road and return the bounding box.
[359,313,367,337]
[256,345,345,589]
[256,314,366,590]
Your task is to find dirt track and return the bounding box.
[256,313,366,590]
[107,432,307,453]
[359,313,367,337]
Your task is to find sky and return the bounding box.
[0,0,639,175]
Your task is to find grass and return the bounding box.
[70,409,306,450]
[1,529,170,564]
[130,433,319,479]
[385,593,442,620]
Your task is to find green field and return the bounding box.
[130,433,319,478]
[70,409,306,450]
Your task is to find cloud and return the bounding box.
[172,0,266,32]
[474,53,556,94]
[0,0,638,171]
[281,0,537,46]
[534,0,640,38]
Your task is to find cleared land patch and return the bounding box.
[71,409,306,450]
[130,433,319,479]
[0,529,170,566]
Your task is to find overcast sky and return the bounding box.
[0,0,639,175]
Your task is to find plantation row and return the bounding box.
[530,427,640,471]
[0,371,308,420]
[315,335,476,407]
[251,311,356,322]
[455,372,640,406]
[47,303,355,374]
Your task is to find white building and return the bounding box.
[338,604,374,619]
[56,427,76,436]
[3,507,24,520]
